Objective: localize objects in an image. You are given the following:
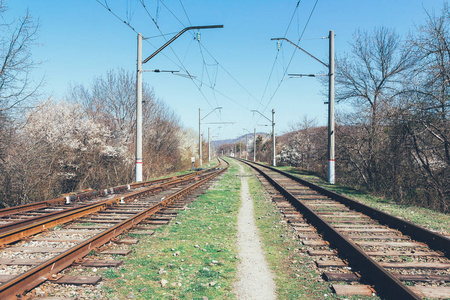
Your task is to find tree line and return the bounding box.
[0,68,200,208]
[0,3,200,208]
[278,5,450,213]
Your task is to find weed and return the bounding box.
[102,286,115,294]
[102,268,121,279]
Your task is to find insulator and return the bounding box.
[277,41,281,51]
[197,32,201,41]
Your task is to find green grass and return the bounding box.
[149,158,220,181]
[100,160,241,299]
[277,166,450,235]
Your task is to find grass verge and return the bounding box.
[100,160,241,299]
[277,166,450,235]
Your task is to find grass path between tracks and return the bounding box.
[100,160,241,299]
[277,166,450,235]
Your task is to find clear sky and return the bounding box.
[6,0,446,140]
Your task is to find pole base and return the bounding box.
[327,160,335,184]
[135,160,143,182]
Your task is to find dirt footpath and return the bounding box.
[234,164,277,299]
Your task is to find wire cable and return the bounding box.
[139,0,219,112]
[260,0,319,116]
[159,0,220,107]
[179,0,192,26]
[95,0,185,70]
[95,0,138,33]
[160,0,262,107]
[259,0,302,109]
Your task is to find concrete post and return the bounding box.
[199,108,202,166]
[327,30,335,184]
[135,33,143,182]
[272,109,276,167]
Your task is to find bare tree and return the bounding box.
[335,27,413,185]
[280,115,320,169]
[401,4,450,211]
[0,2,41,113]
[0,2,42,207]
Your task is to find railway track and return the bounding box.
[0,165,213,222]
[238,158,450,300]
[0,166,222,239]
[0,159,228,299]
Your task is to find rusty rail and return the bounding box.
[0,159,228,299]
[0,171,215,246]
[0,163,223,236]
[0,163,218,218]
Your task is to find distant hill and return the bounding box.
[211,132,268,148]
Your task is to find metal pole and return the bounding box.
[253,128,256,162]
[208,127,211,162]
[239,140,242,158]
[328,30,335,184]
[272,109,276,167]
[245,134,248,160]
[199,108,202,167]
[135,33,143,182]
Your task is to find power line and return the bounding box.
[158,0,221,108]
[138,0,218,112]
[96,0,254,118]
[140,0,160,30]
[179,0,192,26]
[261,0,319,114]
[197,42,263,106]
[260,0,301,103]
[160,0,262,108]
[254,0,303,127]
[95,0,138,33]
[94,0,184,70]
[190,77,252,111]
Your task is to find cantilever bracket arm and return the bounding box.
[251,110,271,123]
[143,25,224,64]
[271,37,328,68]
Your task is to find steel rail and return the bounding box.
[0,164,218,218]
[0,161,228,299]
[243,159,450,258]
[0,171,216,246]
[238,158,422,300]
[0,163,222,234]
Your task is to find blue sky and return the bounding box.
[6,0,446,140]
